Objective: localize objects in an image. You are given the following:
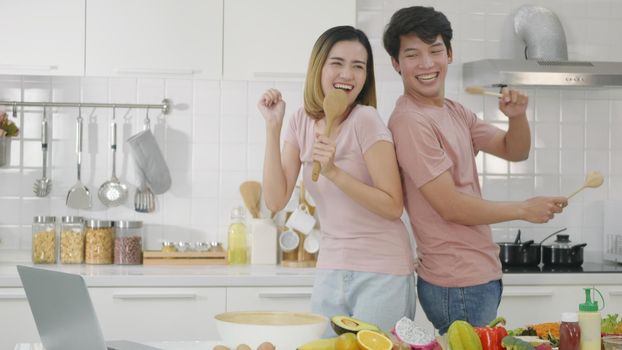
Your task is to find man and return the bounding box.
[383,6,568,334]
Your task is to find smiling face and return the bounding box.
[320,40,368,109]
[391,34,452,106]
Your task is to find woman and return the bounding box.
[258,26,415,334]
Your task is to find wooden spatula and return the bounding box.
[240,181,262,218]
[567,171,604,199]
[312,89,348,182]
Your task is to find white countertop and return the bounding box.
[1,262,621,288]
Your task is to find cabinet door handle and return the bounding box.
[0,293,27,300]
[112,292,198,300]
[608,290,622,296]
[502,290,554,297]
[258,292,312,299]
[0,64,58,71]
[115,67,198,75]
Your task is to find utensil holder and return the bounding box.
[0,136,11,167]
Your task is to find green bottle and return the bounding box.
[578,288,603,350]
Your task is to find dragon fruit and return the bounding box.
[392,317,437,350]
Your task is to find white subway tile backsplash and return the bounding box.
[221,81,248,116]
[535,148,559,174]
[219,143,247,172]
[560,123,584,149]
[192,143,219,171]
[585,123,610,149]
[534,123,560,148]
[561,149,585,175]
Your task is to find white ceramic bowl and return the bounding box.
[214,311,328,349]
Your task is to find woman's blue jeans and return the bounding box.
[417,276,503,334]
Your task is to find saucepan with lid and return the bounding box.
[541,234,587,266]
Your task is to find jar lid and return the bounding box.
[61,216,83,224]
[85,219,113,228]
[561,312,578,322]
[115,220,143,229]
[33,216,56,224]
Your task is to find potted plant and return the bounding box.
[0,111,19,167]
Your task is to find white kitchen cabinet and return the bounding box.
[0,288,39,350]
[223,0,356,80]
[226,286,314,312]
[86,0,223,78]
[90,287,226,342]
[0,0,85,76]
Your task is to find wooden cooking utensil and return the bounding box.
[312,89,348,182]
[240,181,262,218]
[465,86,503,98]
[567,171,604,199]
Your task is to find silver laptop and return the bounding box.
[17,265,163,350]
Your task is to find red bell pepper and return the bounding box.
[474,317,508,350]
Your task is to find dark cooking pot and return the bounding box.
[498,230,541,266]
[541,234,587,266]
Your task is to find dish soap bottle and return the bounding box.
[578,288,603,350]
[227,207,248,264]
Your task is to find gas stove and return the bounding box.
[502,261,622,273]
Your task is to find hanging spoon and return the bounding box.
[567,171,604,199]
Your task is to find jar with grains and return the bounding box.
[85,219,114,264]
[114,220,143,265]
[32,216,56,264]
[60,216,84,264]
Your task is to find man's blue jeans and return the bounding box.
[417,276,503,334]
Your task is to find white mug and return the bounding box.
[303,229,320,254]
[285,204,316,235]
[279,230,300,252]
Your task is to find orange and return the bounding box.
[336,333,360,350]
[356,330,393,350]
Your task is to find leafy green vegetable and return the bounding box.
[602,314,621,334]
[501,336,535,350]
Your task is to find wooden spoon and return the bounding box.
[567,171,604,199]
[312,89,348,182]
[240,181,262,218]
[465,86,503,98]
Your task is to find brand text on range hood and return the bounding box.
[462,59,622,86]
[463,59,622,87]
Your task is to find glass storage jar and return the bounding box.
[60,216,84,264]
[85,219,114,264]
[32,216,56,264]
[114,220,143,265]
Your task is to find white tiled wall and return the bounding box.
[1,0,622,260]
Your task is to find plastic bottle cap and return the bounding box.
[579,288,599,312]
[561,312,579,322]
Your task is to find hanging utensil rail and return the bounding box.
[0,98,171,117]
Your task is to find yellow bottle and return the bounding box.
[227,207,248,264]
[578,288,602,350]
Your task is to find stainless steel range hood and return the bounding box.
[463,59,622,88]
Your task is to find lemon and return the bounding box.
[356,330,393,350]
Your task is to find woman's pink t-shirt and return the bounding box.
[284,104,415,275]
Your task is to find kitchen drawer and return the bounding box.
[0,288,39,350]
[90,287,226,342]
[226,287,313,313]
[499,286,580,329]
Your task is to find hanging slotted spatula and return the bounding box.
[66,109,91,209]
[311,89,348,182]
[98,109,128,207]
[33,107,51,197]
[240,181,262,218]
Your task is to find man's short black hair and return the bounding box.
[383,6,453,61]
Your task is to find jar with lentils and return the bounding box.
[60,216,84,264]
[85,219,114,264]
[32,216,56,264]
[114,220,143,265]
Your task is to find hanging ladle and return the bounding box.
[567,171,604,199]
[98,107,128,207]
